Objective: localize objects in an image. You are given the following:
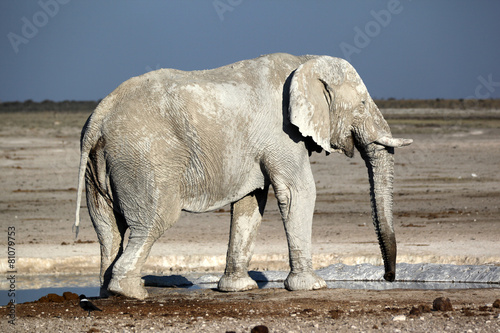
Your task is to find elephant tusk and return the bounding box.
[375,136,413,148]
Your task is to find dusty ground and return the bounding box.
[1,108,500,331]
[3,288,500,332]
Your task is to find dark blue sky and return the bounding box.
[1,0,500,102]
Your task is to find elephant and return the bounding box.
[73,53,412,299]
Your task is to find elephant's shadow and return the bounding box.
[249,271,274,288]
[142,274,194,288]
[142,271,274,290]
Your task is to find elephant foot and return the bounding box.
[284,271,326,291]
[108,276,148,300]
[218,273,258,292]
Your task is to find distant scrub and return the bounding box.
[374,98,500,109]
[1,99,499,112]
[0,100,99,112]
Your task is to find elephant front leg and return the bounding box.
[273,179,326,291]
[218,188,268,292]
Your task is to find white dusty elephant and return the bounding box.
[74,53,412,299]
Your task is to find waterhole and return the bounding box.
[3,263,498,305]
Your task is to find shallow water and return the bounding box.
[3,286,100,306]
[3,263,498,305]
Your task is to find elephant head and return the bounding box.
[288,56,412,282]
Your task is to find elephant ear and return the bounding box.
[289,56,356,157]
[289,58,333,154]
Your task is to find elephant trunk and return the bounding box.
[360,144,397,282]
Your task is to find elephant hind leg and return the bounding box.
[218,187,269,292]
[108,199,182,300]
[85,184,127,298]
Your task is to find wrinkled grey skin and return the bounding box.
[74,53,412,299]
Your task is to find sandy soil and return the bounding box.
[1,108,499,331]
[3,288,500,332]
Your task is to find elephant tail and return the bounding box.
[74,95,114,238]
[73,145,89,239]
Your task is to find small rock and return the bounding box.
[493,299,500,308]
[251,325,269,333]
[409,306,421,316]
[463,309,475,317]
[433,297,453,311]
[409,304,432,316]
[393,314,406,321]
[36,293,65,303]
[329,309,343,319]
[63,291,79,301]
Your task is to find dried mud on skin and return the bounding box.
[1,109,500,331]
